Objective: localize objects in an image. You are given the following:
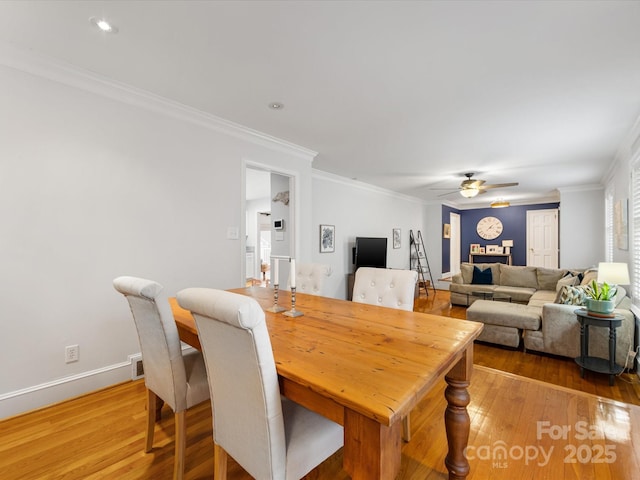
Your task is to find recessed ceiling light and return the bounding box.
[89,17,118,34]
[268,102,284,110]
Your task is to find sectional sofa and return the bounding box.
[450,263,635,366]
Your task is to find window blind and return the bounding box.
[605,188,614,262]
[632,165,640,306]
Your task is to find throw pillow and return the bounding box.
[472,266,493,285]
[555,274,578,292]
[555,285,588,305]
[537,267,568,291]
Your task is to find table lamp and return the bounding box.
[597,262,630,286]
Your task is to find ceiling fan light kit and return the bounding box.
[460,188,479,198]
[491,200,510,208]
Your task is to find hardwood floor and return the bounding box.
[2,289,639,479]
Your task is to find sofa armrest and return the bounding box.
[541,303,635,365]
[452,273,464,284]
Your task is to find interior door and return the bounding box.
[450,212,461,275]
[527,209,559,267]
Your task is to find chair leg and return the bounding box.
[402,414,411,442]
[145,389,157,453]
[174,411,186,480]
[214,442,228,480]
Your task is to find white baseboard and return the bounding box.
[0,361,132,420]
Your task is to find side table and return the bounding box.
[574,308,624,386]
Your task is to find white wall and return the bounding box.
[310,171,437,299]
[559,187,605,269]
[0,51,314,418]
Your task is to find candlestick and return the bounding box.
[266,283,286,313]
[284,286,303,317]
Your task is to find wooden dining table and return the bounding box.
[170,287,483,480]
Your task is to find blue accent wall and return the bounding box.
[441,202,559,269]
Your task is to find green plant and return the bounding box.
[585,280,617,301]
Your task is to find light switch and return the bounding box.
[227,227,239,240]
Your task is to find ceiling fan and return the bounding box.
[435,173,519,198]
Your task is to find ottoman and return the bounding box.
[466,300,542,348]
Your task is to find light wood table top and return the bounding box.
[171,287,483,480]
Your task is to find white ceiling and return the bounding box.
[1,1,639,207]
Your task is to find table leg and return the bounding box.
[444,346,473,480]
[579,321,586,377]
[609,326,616,386]
[343,408,402,480]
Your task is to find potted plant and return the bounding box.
[584,280,617,316]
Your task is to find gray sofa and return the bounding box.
[452,263,635,366]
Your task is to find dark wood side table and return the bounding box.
[574,308,624,386]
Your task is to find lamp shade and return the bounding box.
[460,188,479,198]
[597,262,630,285]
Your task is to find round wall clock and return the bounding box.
[476,216,503,240]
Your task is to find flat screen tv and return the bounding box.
[354,237,387,270]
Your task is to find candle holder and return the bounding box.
[266,284,286,313]
[284,287,304,317]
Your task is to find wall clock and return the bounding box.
[476,216,503,240]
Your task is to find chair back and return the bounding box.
[177,288,286,479]
[291,263,332,295]
[113,276,188,412]
[352,267,418,311]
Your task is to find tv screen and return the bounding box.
[355,237,387,270]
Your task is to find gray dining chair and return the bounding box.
[113,276,210,480]
[351,266,418,441]
[177,287,343,480]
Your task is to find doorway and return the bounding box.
[526,209,559,268]
[449,212,461,275]
[245,166,294,287]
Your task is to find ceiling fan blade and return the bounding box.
[437,190,460,197]
[480,182,519,190]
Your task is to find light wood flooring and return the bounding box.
[2,290,639,479]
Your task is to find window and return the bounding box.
[605,186,614,262]
[632,160,640,306]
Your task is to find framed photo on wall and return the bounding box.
[320,224,335,253]
[393,228,401,249]
[443,223,451,239]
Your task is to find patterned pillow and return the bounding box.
[555,285,588,305]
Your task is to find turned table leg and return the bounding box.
[444,346,473,480]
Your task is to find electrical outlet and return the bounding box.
[65,344,79,363]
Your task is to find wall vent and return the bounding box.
[128,354,144,380]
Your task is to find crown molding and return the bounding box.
[0,41,316,162]
[312,169,427,205]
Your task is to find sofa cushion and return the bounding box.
[472,266,493,285]
[536,267,568,291]
[499,265,538,288]
[461,263,500,285]
[555,274,578,292]
[527,289,557,308]
[555,285,588,305]
[580,269,598,286]
[466,300,541,330]
[493,286,537,303]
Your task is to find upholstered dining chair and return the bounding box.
[351,266,418,441]
[177,287,344,480]
[289,263,332,296]
[113,276,210,480]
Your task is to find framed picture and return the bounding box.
[319,224,335,253]
[443,223,451,239]
[486,245,502,254]
[470,243,480,254]
[479,247,485,253]
[393,228,401,249]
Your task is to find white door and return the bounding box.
[450,212,461,275]
[527,209,559,267]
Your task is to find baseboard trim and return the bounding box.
[0,361,131,419]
